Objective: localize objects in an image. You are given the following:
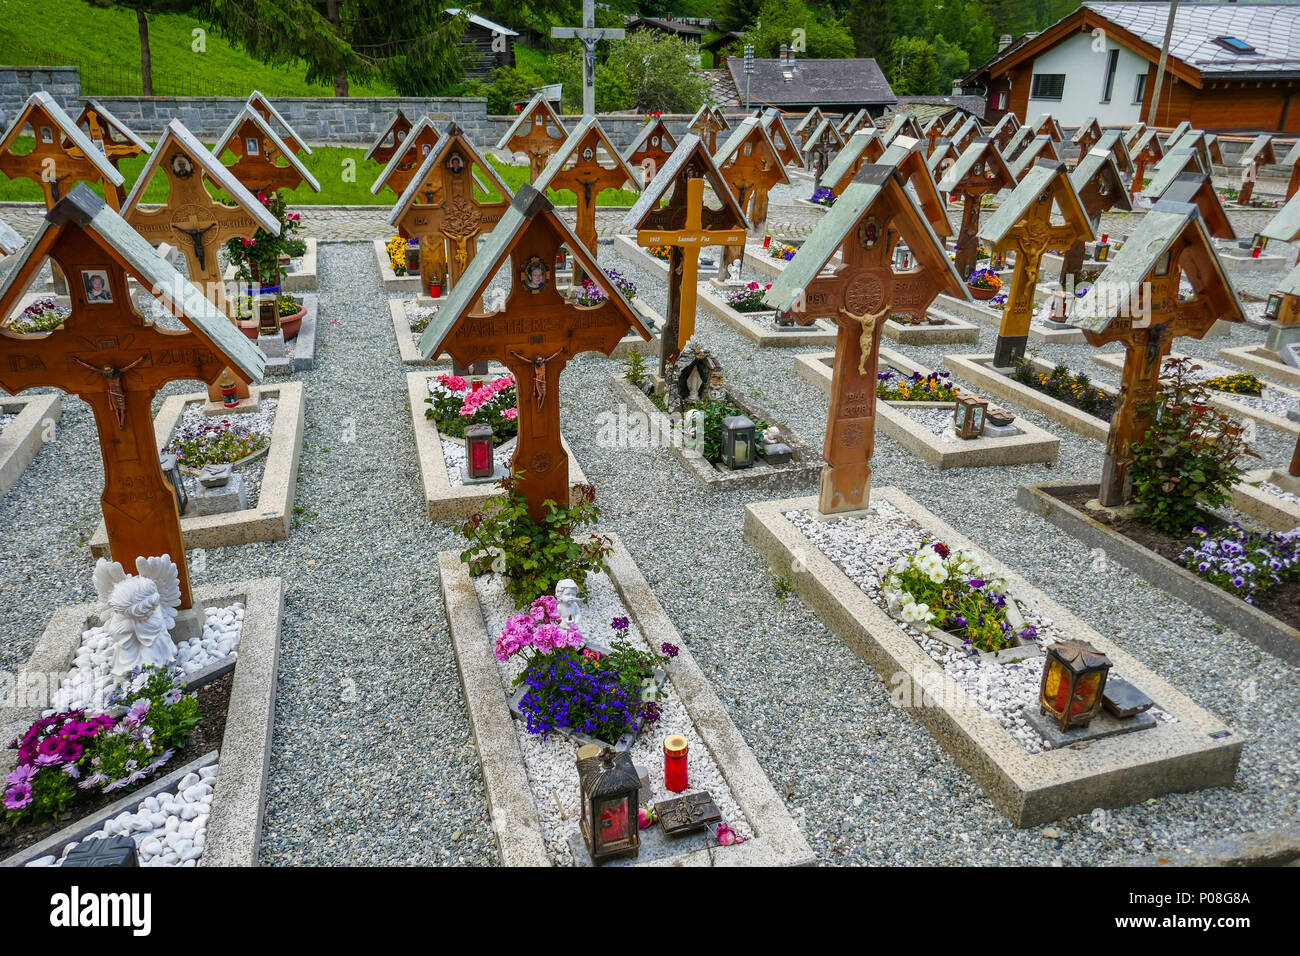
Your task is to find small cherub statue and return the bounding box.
[92,555,182,677]
[726,260,743,285]
[555,578,583,628]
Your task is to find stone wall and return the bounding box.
[0,66,81,123]
[485,111,803,154]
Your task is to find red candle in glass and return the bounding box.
[762,235,771,249]
[1101,233,1108,243]
[470,439,491,473]
[664,735,689,793]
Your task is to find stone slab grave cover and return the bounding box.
[621,133,747,377]
[937,137,1016,281]
[417,183,650,519]
[1230,467,1300,532]
[0,392,61,498]
[743,489,1243,826]
[763,160,967,514]
[389,125,513,299]
[121,118,281,407]
[1071,199,1244,507]
[495,93,569,181]
[0,184,267,608]
[795,348,1059,469]
[0,576,284,868]
[407,368,589,520]
[980,158,1094,368]
[87,381,304,551]
[1018,482,1300,665]
[713,115,791,280]
[696,281,839,347]
[438,535,815,866]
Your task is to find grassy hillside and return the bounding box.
[0,0,394,97]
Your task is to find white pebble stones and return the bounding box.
[26,764,220,867]
[47,603,244,714]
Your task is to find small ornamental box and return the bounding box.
[953,395,988,439]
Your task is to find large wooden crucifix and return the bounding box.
[496,94,569,181]
[981,159,1094,368]
[622,116,677,188]
[69,99,151,207]
[121,119,280,405]
[764,165,966,514]
[418,185,650,518]
[1058,145,1133,285]
[246,90,311,157]
[804,119,845,188]
[0,185,266,607]
[551,0,625,119]
[1128,128,1165,201]
[1238,134,1276,205]
[688,104,729,154]
[714,116,790,277]
[212,106,322,196]
[622,135,748,376]
[1073,202,1244,507]
[389,124,514,296]
[369,115,442,199]
[820,128,884,198]
[938,137,1016,279]
[534,116,639,288]
[757,108,805,171]
[365,110,413,166]
[1071,117,1103,156]
[0,92,125,210]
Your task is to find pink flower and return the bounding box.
[503,407,518,420]
[715,823,744,846]
[638,806,656,829]
[437,374,467,392]
[531,595,558,622]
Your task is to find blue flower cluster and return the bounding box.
[1180,523,1300,604]
[517,651,640,743]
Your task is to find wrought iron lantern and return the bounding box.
[1264,293,1283,322]
[1094,241,1110,262]
[1039,639,1112,731]
[464,423,495,481]
[405,238,420,276]
[159,452,188,515]
[953,395,988,440]
[577,746,641,863]
[721,414,756,469]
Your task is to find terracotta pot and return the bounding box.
[969,284,998,301]
[239,302,306,340]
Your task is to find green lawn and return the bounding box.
[0,138,639,207]
[0,0,394,97]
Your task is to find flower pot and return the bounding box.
[968,284,998,301]
[238,301,306,340]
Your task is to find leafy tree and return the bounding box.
[478,65,547,115]
[87,0,199,96]
[554,31,705,114]
[888,35,940,95]
[720,0,764,32]
[741,0,855,59]
[205,0,468,96]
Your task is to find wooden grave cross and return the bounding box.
[417,185,650,518]
[1058,145,1133,284]
[880,113,922,149]
[879,136,953,245]
[551,0,625,119]
[820,128,885,198]
[1072,201,1244,507]
[70,100,151,207]
[1033,114,1064,143]
[1008,135,1060,182]
[757,108,804,171]
[988,114,1021,154]
[537,117,639,289]
[980,159,1094,368]
[496,94,569,181]
[1129,128,1165,201]
[764,164,966,514]
[622,117,678,189]
[804,119,845,189]
[937,137,1016,279]
[246,91,312,156]
[365,110,413,166]
[1072,117,1103,156]
[714,116,790,278]
[370,116,442,199]
[0,185,266,607]
[1283,140,1300,202]
[213,106,322,197]
[389,124,514,296]
[0,92,124,210]
[1238,134,1276,204]
[687,104,728,155]
[622,134,748,376]
[792,107,826,149]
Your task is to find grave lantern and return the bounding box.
[159,452,188,516]
[722,414,757,469]
[577,746,641,863]
[1039,639,1112,731]
[953,394,988,440]
[405,239,420,276]
[464,423,495,481]
[1265,293,1283,321]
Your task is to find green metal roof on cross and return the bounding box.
[981,159,1092,247]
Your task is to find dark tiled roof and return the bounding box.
[894,95,987,122]
[725,57,896,107]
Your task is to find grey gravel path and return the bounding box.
[2,194,1298,866]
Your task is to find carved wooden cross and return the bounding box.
[688,105,727,154]
[981,160,1093,368]
[1285,141,1300,201]
[1238,134,1276,204]
[1129,129,1165,202]
[821,129,885,198]
[764,165,965,514]
[804,120,844,189]
[757,108,803,171]
[1058,146,1132,284]
[792,107,825,149]
[1073,204,1243,507]
[622,117,677,188]
[623,135,748,376]
[0,186,265,607]
[0,92,124,210]
[1072,117,1102,156]
[714,117,789,277]
[366,110,413,166]
[418,185,650,519]
[497,95,569,181]
[246,91,310,156]
[390,125,512,296]
[214,107,321,196]
[937,137,1016,279]
[69,100,149,207]
[988,114,1021,154]
[370,116,442,199]
[541,117,637,288]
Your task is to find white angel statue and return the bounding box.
[92,555,182,677]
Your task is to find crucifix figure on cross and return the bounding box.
[551,0,625,119]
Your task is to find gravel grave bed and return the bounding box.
[0,413,14,435]
[893,406,962,444]
[471,570,752,865]
[1258,481,1300,506]
[785,502,1173,756]
[170,399,278,508]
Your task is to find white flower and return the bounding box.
[901,601,934,624]
[928,566,948,584]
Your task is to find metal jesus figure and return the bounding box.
[552,0,625,119]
